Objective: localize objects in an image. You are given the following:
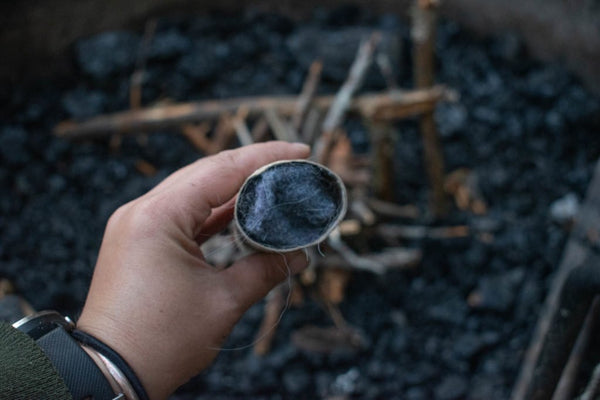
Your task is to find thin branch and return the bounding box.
[264,108,299,142]
[231,106,253,146]
[314,32,381,164]
[293,60,323,134]
[54,86,454,139]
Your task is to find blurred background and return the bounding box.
[1,1,600,399]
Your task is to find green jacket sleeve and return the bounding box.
[0,321,72,400]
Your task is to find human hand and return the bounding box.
[76,142,311,400]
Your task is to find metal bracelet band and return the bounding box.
[80,343,139,400]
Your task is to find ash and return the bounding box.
[1,6,600,400]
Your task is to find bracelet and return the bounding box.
[72,329,150,400]
[80,344,139,400]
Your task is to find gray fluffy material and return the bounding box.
[236,162,344,250]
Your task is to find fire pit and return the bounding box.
[1,2,600,399]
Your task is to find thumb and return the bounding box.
[221,250,308,310]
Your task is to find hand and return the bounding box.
[77,142,311,400]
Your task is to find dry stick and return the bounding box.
[367,120,395,201]
[580,359,600,400]
[302,108,323,146]
[264,108,298,142]
[319,247,422,271]
[327,229,391,274]
[314,32,382,165]
[211,113,237,153]
[180,122,212,154]
[350,198,377,226]
[253,285,286,356]
[54,86,453,139]
[412,0,448,218]
[376,223,470,240]
[511,159,600,400]
[293,60,323,135]
[134,159,158,177]
[551,298,600,400]
[251,115,270,142]
[367,198,420,219]
[231,106,253,146]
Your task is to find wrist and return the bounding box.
[76,310,179,400]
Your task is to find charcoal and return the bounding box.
[282,366,312,394]
[436,103,468,138]
[470,268,525,313]
[0,295,26,323]
[2,8,600,400]
[177,40,223,81]
[0,126,29,167]
[62,87,107,119]
[434,374,469,400]
[149,30,191,60]
[76,31,140,79]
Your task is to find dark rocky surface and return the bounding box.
[1,6,600,399]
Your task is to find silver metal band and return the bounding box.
[80,343,139,400]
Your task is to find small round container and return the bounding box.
[235,160,347,252]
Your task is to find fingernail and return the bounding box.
[288,250,309,274]
[291,142,310,154]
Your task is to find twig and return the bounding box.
[253,285,286,356]
[251,115,270,142]
[338,219,362,236]
[327,229,384,274]
[412,0,448,217]
[302,108,322,146]
[552,298,599,400]
[326,229,421,273]
[291,325,365,354]
[319,246,422,272]
[318,268,352,305]
[54,86,453,139]
[367,198,420,219]
[264,108,298,142]
[211,113,237,154]
[328,134,371,187]
[350,198,376,226]
[366,120,395,201]
[134,159,158,176]
[180,122,212,154]
[579,359,600,400]
[314,32,381,164]
[376,223,470,240]
[321,33,381,133]
[293,60,323,134]
[231,106,253,146]
[512,159,600,400]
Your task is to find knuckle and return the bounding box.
[107,196,165,240]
